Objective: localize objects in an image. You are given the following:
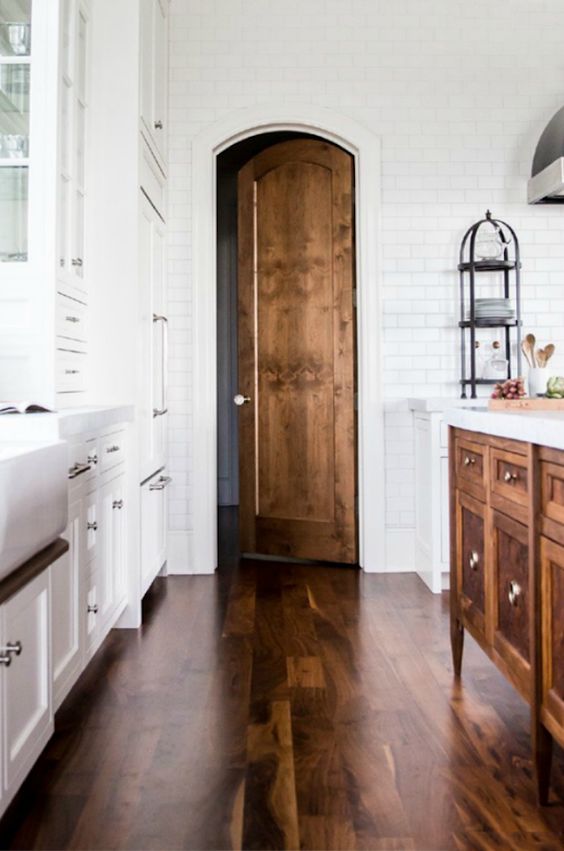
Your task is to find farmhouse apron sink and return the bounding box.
[0,440,68,582]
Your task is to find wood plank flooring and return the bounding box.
[1,512,563,850]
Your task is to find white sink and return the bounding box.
[0,440,68,582]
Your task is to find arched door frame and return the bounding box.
[188,103,385,573]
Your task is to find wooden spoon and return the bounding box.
[544,343,555,363]
[521,337,535,368]
[523,333,536,367]
[536,347,547,367]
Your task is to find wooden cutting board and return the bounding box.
[488,397,564,410]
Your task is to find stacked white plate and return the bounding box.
[471,298,515,322]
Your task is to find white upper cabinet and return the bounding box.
[139,0,168,169]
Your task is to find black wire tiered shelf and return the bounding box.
[458,210,522,399]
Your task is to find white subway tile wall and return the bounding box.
[167,0,564,557]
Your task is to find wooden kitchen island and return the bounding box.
[446,407,564,805]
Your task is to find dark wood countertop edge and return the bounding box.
[0,537,69,604]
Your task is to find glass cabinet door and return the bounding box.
[0,0,32,263]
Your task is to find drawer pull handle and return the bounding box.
[71,257,83,267]
[503,470,519,484]
[106,445,120,454]
[87,521,98,531]
[508,580,522,606]
[87,451,98,465]
[87,604,98,614]
[154,120,163,130]
[0,642,23,665]
[112,499,124,510]
[65,315,80,323]
[469,551,479,571]
[65,369,80,375]
[68,461,91,479]
[464,455,476,467]
[0,652,11,667]
[149,475,173,491]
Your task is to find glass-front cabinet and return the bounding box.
[0,0,31,263]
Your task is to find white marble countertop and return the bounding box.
[445,406,564,451]
[0,405,134,442]
[407,397,483,413]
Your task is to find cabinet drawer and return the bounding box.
[99,430,126,473]
[491,510,531,699]
[56,295,87,344]
[540,536,564,739]
[56,350,86,393]
[455,436,487,500]
[457,490,487,638]
[490,447,530,523]
[67,438,97,489]
[540,452,564,546]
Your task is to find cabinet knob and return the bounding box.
[154,120,163,130]
[87,521,98,531]
[464,455,476,467]
[112,499,124,510]
[469,551,479,571]
[233,394,251,406]
[504,470,518,484]
[87,604,98,614]
[508,580,522,607]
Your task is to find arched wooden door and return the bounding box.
[236,139,357,564]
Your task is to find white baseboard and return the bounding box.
[377,526,415,573]
[167,530,215,575]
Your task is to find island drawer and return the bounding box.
[540,447,564,546]
[455,434,487,501]
[490,446,530,524]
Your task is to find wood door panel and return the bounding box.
[540,536,564,738]
[238,139,356,563]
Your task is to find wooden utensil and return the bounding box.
[544,343,555,363]
[521,338,535,368]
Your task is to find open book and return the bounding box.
[0,401,52,415]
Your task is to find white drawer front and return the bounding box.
[56,350,87,393]
[67,437,97,488]
[99,430,126,473]
[56,295,87,344]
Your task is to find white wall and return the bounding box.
[166,0,564,571]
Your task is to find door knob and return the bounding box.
[233,394,251,406]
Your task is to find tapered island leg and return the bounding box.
[533,721,553,805]
[450,617,464,677]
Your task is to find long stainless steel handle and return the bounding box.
[149,475,173,492]
[153,314,168,418]
[68,461,91,480]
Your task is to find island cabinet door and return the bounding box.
[540,536,564,745]
[456,490,487,640]
[491,509,531,701]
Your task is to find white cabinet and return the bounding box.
[51,518,81,710]
[413,411,450,594]
[0,570,52,808]
[139,0,168,168]
[98,473,127,633]
[139,191,167,483]
[141,470,170,596]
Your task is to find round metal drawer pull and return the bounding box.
[464,455,476,467]
[87,604,99,614]
[508,580,522,606]
[469,551,479,570]
[504,470,519,483]
[87,521,98,531]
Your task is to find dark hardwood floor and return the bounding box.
[1,508,563,850]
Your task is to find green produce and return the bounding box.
[546,376,564,398]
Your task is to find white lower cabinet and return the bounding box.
[141,470,170,597]
[51,521,82,711]
[0,570,53,813]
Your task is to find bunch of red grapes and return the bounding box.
[491,377,526,400]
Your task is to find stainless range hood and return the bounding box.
[528,106,564,204]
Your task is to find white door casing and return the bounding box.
[184,104,384,575]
